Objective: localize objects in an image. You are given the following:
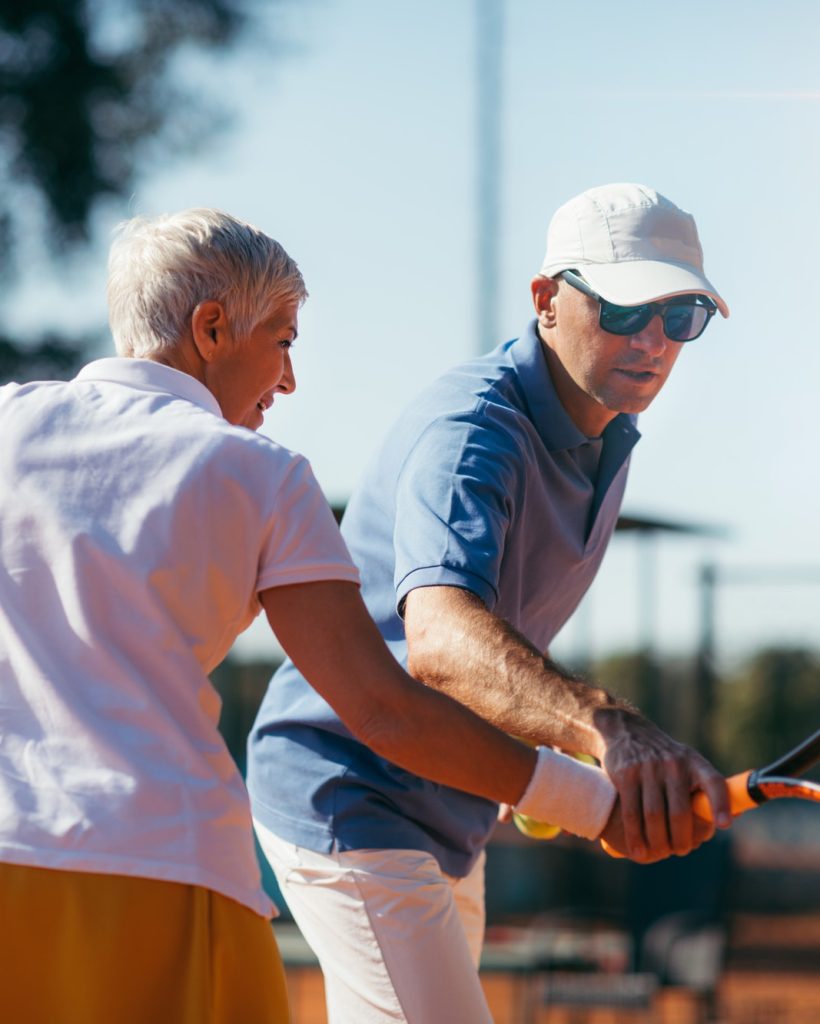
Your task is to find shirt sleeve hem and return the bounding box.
[257,564,361,592]
[395,565,498,617]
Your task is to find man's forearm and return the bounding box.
[260,577,615,838]
[404,585,636,759]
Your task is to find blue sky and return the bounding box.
[12,0,820,665]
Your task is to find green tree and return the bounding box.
[591,649,698,746]
[210,656,281,774]
[717,646,820,774]
[593,645,820,775]
[0,0,259,381]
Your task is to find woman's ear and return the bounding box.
[191,300,228,361]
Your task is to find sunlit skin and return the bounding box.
[531,275,684,437]
[155,298,298,430]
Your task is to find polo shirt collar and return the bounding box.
[75,357,224,419]
[510,320,640,452]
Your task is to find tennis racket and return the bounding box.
[602,727,820,858]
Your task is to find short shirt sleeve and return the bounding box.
[393,416,519,613]
[256,456,360,592]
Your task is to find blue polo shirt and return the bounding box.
[247,321,640,877]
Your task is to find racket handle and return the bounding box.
[601,769,755,859]
[692,770,756,820]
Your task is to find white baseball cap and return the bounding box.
[539,183,729,318]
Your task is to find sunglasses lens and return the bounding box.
[576,269,718,341]
[599,303,652,336]
[663,304,710,342]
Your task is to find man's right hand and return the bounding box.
[599,793,718,863]
[594,707,732,861]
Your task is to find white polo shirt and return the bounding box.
[0,357,359,917]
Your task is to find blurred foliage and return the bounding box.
[717,646,820,776]
[211,655,280,775]
[592,649,697,745]
[0,330,95,380]
[0,0,244,248]
[591,646,820,776]
[0,0,259,381]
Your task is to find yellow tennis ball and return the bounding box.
[512,812,562,840]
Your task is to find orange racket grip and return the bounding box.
[600,769,755,859]
[691,770,756,820]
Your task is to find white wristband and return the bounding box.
[515,746,617,840]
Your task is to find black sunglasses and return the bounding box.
[560,270,718,342]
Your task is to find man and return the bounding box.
[247,183,732,1023]
[0,207,641,1024]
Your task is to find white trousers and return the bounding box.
[254,820,493,1024]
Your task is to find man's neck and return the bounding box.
[536,328,618,438]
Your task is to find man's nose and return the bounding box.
[629,313,667,354]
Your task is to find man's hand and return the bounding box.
[594,707,732,860]
[599,796,717,863]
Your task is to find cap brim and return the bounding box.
[551,260,729,318]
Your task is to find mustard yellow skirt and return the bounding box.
[0,862,290,1024]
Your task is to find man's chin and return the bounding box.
[600,387,662,416]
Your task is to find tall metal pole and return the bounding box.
[695,561,718,761]
[475,0,504,354]
[637,532,662,726]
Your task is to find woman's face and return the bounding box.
[208,300,299,430]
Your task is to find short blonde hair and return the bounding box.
[107,208,307,358]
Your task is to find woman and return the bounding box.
[0,209,630,1023]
